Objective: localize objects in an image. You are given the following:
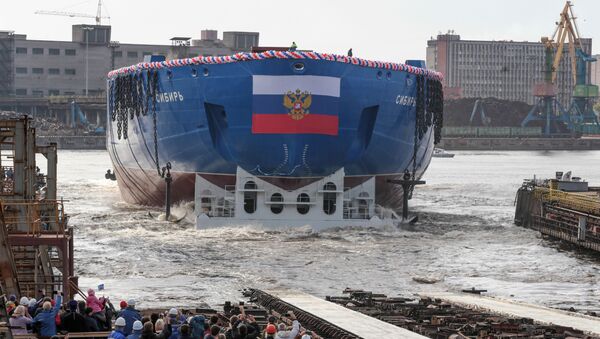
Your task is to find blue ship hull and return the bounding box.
[107,55,440,209]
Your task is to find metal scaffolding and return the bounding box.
[0,117,76,299]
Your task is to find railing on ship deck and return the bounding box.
[1,200,68,235]
[534,187,600,216]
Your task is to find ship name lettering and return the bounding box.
[157,91,184,103]
[395,95,416,107]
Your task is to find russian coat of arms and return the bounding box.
[283,89,312,120]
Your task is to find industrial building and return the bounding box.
[0,25,259,98]
[590,54,600,87]
[426,32,593,105]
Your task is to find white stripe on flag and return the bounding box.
[252,75,340,97]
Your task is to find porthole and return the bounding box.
[203,68,209,76]
[376,70,383,79]
[191,68,198,77]
[293,62,305,71]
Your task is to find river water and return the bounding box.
[45,150,600,311]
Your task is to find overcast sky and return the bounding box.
[3,0,600,62]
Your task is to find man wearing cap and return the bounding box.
[188,314,205,339]
[127,320,143,339]
[61,300,87,333]
[166,308,183,339]
[274,312,300,339]
[19,296,29,307]
[118,299,141,336]
[110,317,127,339]
[264,324,277,339]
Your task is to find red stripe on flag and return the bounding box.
[252,114,338,136]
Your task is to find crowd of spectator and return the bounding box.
[5,290,313,339]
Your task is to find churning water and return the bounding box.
[43,150,600,311]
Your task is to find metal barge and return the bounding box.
[514,171,600,252]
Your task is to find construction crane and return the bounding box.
[522,1,598,135]
[35,0,109,25]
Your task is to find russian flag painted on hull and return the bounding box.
[251,75,340,136]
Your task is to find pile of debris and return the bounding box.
[0,111,76,136]
[444,98,537,127]
[326,289,598,339]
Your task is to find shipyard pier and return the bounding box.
[4,0,600,338]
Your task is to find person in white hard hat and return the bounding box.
[167,308,183,339]
[109,317,127,339]
[19,297,29,307]
[127,320,143,339]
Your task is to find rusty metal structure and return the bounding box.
[515,176,600,253]
[0,116,76,299]
[326,289,598,338]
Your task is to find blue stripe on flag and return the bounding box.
[252,94,339,116]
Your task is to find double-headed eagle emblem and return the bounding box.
[283,89,312,120]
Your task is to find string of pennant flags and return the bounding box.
[107,50,444,81]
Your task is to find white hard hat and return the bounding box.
[132,321,143,331]
[115,317,126,327]
[169,308,178,316]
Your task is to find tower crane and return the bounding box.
[522,1,599,135]
[35,0,109,25]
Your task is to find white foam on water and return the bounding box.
[49,150,600,312]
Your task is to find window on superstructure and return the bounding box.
[270,193,283,214]
[49,48,60,56]
[243,181,257,214]
[15,89,26,96]
[322,183,337,215]
[65,49,76,56]
[32,68,43,74]
[48,68,60,75]
[65,69,76,75]
[16,67,27,74]
[33,48,43,55]
[16,47,27,54]
[297,193,310,215]
[127,51,138,58]
[48,89,59,96]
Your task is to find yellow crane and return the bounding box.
[543,1,584,85]
[522,1,599,134]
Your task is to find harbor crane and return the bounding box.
[521,1,598,136]
[35,0,109,25]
